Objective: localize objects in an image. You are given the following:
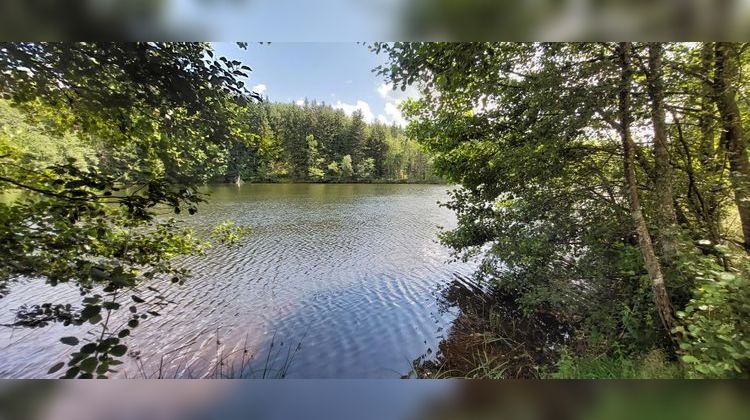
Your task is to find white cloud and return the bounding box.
[376,82,419,127]
[332,100,375,123]
[295,97,305,106]
[377,114,388,124]
[384,101,406,127]
[252,83,267,95]
[377,82,419,101]
[377,82,394,99]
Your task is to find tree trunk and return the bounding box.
[700,43,716,165]
[647,42,678,263]
[714,42,750,252]
[699,42,722,243]
[617,42,676,336]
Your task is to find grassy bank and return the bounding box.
[405,276,685,379]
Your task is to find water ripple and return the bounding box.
[0,184,475,378]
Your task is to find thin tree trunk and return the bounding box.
[699,42,721,243]
[617,42,676,336]
[700,43,716,166]
[714,42,750,252]
[647,42,678,263]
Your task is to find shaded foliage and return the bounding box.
[0,42,254,377]
[377,42,750,378]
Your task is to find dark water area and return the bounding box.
[0,183,476,378]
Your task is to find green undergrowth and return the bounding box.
[545,349,683,379]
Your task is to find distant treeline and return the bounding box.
[0,97,440,186]
[222,100,440,183]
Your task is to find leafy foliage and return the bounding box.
[376,42,750,378]
[674,247,750,378]
[0,42,255,377]
[210,220,253,247]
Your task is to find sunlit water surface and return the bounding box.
[0,184,475,378]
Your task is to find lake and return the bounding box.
[0,183,476,378]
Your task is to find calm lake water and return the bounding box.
[0,183,475,378]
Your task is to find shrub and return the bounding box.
[673,246,750,378]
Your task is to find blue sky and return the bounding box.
[212,42,417,126]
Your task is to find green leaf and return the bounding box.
[96,363,109,374]
[60,336,79,346]
[80,305,101,320]
[80,357,98,373]
[110,345,128,357]
[80,343,98,354]
[48,362,65,374]
[681,355,699,364]
[102,301,120,310]
[62,367,80,379]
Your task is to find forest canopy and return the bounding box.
[222,99,438,183]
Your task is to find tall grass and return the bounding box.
[127,330,305,379]
[545,349,683,379]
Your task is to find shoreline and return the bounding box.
[210,179,448,186]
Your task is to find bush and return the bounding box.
[673,246,750,378]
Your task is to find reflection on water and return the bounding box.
[0,183,475,378]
